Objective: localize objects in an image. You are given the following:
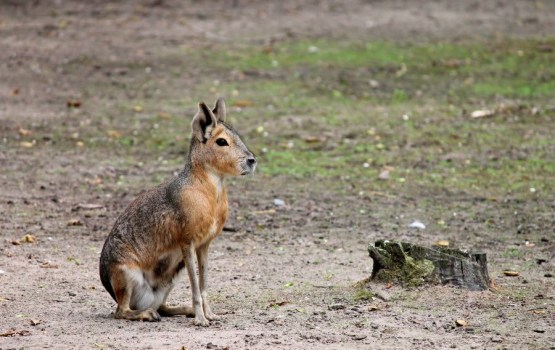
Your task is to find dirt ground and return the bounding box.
[1,1,554,349]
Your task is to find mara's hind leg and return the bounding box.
[111,266,161,322]
[197,242,220,321]
[157,285,195,317]
[158,305,195,317]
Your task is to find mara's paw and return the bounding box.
[139,309,162,322]
[205,312,221,321]
[193,316,210,327]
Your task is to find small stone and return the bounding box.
[408,221,426,229]
[68,291,77,297]
[273,198,285,207]
[378,170,390,180]
[455,319,468,327]
[435,240,449,247]
[328,303,346,311]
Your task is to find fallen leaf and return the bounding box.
[133,105,143,112]
[471,110,495,119]
[67,256,82,265]
[0,328,31,337]
[12,88,20,96]
[368,304,381,311]
[87,177,103,186]
[253,209,276,215]
[11,240,21,245]
[503,270,520,277]
[158,112,171,120]
[18,128,32,136]
[107,130,122,139]
[455,319,468,327]
[73,203,104,211]
[29,319,41,326]
[386,282,393,289]
[19,141,34,148]
[435,240,449,247]
[284,282,294,288]
[304,136,323,143]
[233,100,253,108]
[20,234,36,243]
[39,262,58,269]
[76,141,85,147]
[268,300,289,308]
[67,219,83,226]
[67,100,81,108]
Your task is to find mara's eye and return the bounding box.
[215,138,229,147]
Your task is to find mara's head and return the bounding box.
[190,98,256,177]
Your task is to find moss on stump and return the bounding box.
[368,240,490,291]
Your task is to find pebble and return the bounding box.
[328,303,346,311]
[408,221,426,229]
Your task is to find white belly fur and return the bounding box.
[123,249,184,311]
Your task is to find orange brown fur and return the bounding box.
[99,98,256,325]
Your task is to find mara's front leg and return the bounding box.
[197,242,220,321]
[183,244,209,326]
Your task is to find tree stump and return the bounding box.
[368,240,490,291]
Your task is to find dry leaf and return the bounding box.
[87,176,103,186]
[435,240,449,247]
[0,328,31,337]
[233,100,253,108]
[67,100,81,108]
[67,219,83,226]
[29,319,41,326]
[304,136,323,143]
[471,110,495,119]
[39,262,59,269]
[20,141,34,148]
[503,270,520,277]
[158,112,171,120]
[253,209,276,215]
[21,234,36,243]
[455,319,468,327]
[268,300,289,308]
[107,130,122,139]
[18,128,32,136]
[368,304,381,311]
[74,203,104,210]
[76,141,85,147]
[133,105,143,112]
[11,240,21,245]
[386,282,393,289]
[12,88,20,96]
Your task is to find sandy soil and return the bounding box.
[1,1,554,349]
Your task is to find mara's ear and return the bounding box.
[191,102,217,142]
[212,97,226,123]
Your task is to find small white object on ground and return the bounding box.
[409,221,426,229]
[273,198,285,206]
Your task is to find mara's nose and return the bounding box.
[247,157,257,166]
